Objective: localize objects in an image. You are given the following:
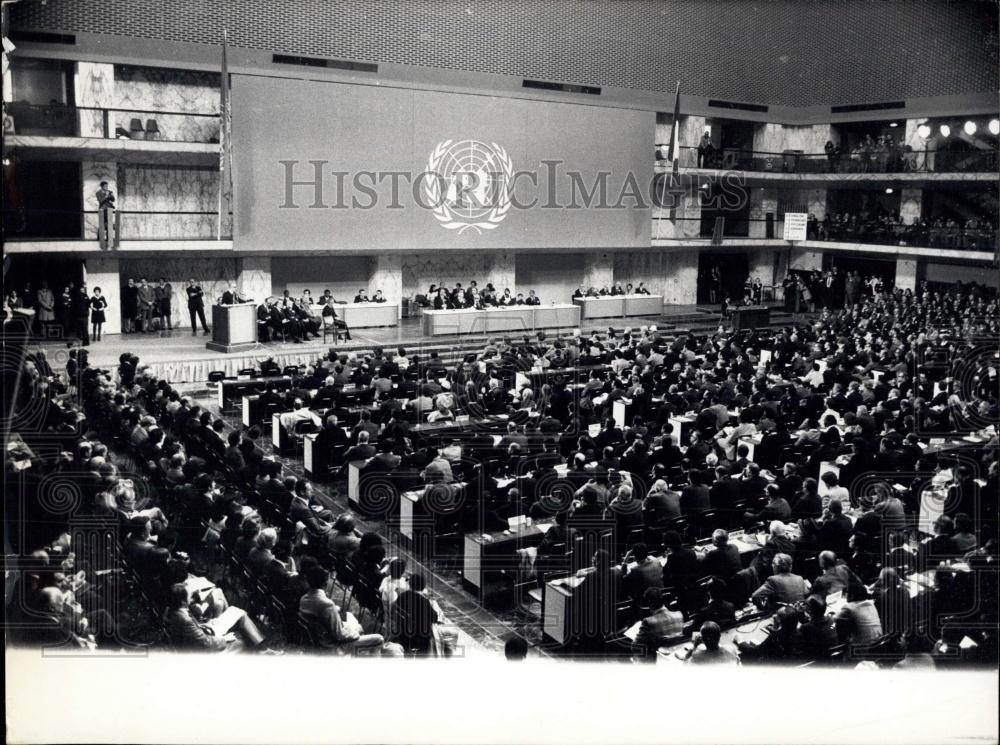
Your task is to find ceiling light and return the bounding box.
[939,124,951,137]
[989,119,999,135]
[885,188,894,194]
[964,121,977,136]
[888,122,898,128]
[916,124,931,139]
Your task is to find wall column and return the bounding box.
[789,248,823,272]
[895,258,918,292]
[487,253,516,294]
[899,187,922,225]
[369,254,403,317]
[237,256,271,303]
[661,249,699,306]
[83,256,121,335]
[75,62,117,241]
[583,252,614,292]
[748,188,778,238]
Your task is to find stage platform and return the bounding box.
[32,303,794,384]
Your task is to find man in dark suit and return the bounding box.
[343,431,376,462]
[220,282,246,305]
[622,543,664,603]
[701,529,742,581]
[393,574,438,654]
[818,499,853,555]
[185,279,209,335]
[680,471,711,516]
[709,465,742,513]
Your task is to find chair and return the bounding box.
[144,118,160,140]
[129,118,144,137]
[321,314,342,344]
[238,367,257,378]
[208,370,226,383]
[282,365,300,377]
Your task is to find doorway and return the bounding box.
[698,251,749,305]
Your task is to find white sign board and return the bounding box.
[783,212,809,241]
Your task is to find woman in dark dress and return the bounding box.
[90,286,109,342]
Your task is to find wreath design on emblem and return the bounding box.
[423,139,514,235]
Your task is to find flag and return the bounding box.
[217,30,233,239]
[666,81,681,163]
[667,82,682,223]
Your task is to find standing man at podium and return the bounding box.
[186,279,210,336]
[220,282,247,305]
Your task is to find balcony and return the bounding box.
[3,102,221,166]
[652,215,997,259]
[2,208,232,246]
[656,145,999,176]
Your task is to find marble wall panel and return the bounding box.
[117,164,219,239]
[114,65,220,142]
[119,257,239,328]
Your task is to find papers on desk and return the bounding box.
[624,620,642,642]
[205,606,244,636]
[536,522,554,535]
[184,575,215,596]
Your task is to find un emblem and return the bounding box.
[423,139,514,234]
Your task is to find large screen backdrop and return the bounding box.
[232,75,653,251]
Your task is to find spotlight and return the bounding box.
[916,123,931,139]
[885,188,894,194]
[964,121,977,136]
[989,119,999,136]
[888,122,899,128]
[939,124,951,138]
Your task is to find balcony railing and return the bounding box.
[2,208,231,241]
[652,215,997,251]
[655,144,999,174]
[4,101,221,143]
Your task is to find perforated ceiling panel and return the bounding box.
[11,0,999,106]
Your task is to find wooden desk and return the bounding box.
[421,305,581,336]
[339,302,399,328]
[462,521,552,596]
[207,302,258,353]
[542,574,586,645]
[574,296,623,319]
[731,305,771,330]
[574,294,663,319]
[271,410,322,454]
[218,375,292,410]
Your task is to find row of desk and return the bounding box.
[573,294,663,319]
[322,302,398,328]
[421,304,581,336]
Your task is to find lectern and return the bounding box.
[207,303,258,353]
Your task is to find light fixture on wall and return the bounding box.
[885,188,894,194]
[916,123,931,139]
[989,119,1000,136]
[888,121,898,128]
[964,120,977,136]
[939,124,951,138]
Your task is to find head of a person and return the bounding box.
[306,565,331,591]
[504,635,529,661]
[408,573,427,592]
[333,514,356,534]
[699,621,721,650]
[643,587,664,611]
[711,529,728,547]
[772,553,793,575]
[387,557,407,580]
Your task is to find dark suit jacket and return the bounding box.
[702,543,742,580]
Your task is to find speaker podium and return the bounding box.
[206,303,258,353]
